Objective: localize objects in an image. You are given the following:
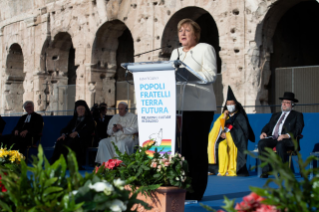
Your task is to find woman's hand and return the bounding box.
[57,134,66,141]
[224,110,229,119]
[220,132,226,139]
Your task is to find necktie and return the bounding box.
[273,113,287,139]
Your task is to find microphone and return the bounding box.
[174,43,182,69]
[177,43,181,61]
[134,45,172,57]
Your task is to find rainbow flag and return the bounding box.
[142,139,172,158]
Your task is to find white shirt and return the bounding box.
[25,114,31,123]
[272,111,291,137]
[170,43,217,111]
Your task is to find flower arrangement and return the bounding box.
[72,176,150,212]
[95,143,192,194]
[0,145,148,211]
[0,147,24,165]
[0,146,24,200]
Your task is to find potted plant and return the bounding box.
[95,144,192,212]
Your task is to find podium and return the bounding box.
[121,60,207,156]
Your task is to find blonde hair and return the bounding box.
[177,19,201,43]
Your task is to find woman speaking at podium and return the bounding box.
[170,19,217,200]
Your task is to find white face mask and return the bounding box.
[226,105,236,113]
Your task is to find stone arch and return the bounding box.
[43,32,78,114]
[4,43,25,113]
[91,20,134,108]
[161,6,221,73]
[256,0,319,108]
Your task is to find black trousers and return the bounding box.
[181,111,214,201]
[51,137,83,166]
[258,138,294,174]
[0,134,32,154]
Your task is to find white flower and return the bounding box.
[109,199,127,212]
[113,179,126,190]
[175,177,180,181]
[181,157,185,161]
[70,190,78,195]
[89,182,114,194]
[313,181,319,189]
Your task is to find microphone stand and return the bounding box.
[124,45,172,85]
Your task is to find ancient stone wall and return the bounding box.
[0,0,317,114]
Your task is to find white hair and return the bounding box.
[118,102,128,109]
[23,101,34,109]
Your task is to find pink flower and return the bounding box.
[94,166,99,173]
[256,204,279,212]
[151,162,157,168]
[217,210,225,212]
[161,158,169,163]
[235,201,252,211]
[104,159,123,170]
[164,162,170,167]
[243,192,265,203]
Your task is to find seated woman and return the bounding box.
[208,86,255,176]
[51,100,95,167]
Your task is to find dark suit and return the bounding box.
[258,110,304,174]
[94,115,112,144]
[1,112,43,153]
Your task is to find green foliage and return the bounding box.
[202,136,319,212]
[0,145,149,212]
[96,142,192,195]
[248,137,319,212]
[200,197,237,212]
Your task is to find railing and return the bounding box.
[1,103,319,117]
[2,103,319,117]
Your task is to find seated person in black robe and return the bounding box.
[0,101,43,153]
[51,100,95,168]
[208,86,255,176]
[93,103,112,144]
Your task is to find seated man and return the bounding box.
[94,103,112,143]
[258,92,304,178]
[95,102,138,164]
[208,86,255,176]
[1,101,43,153]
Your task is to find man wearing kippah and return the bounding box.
[258,92,304,178]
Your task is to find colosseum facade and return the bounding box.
[1,0,318,115]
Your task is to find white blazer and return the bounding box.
[170,43,217,111]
